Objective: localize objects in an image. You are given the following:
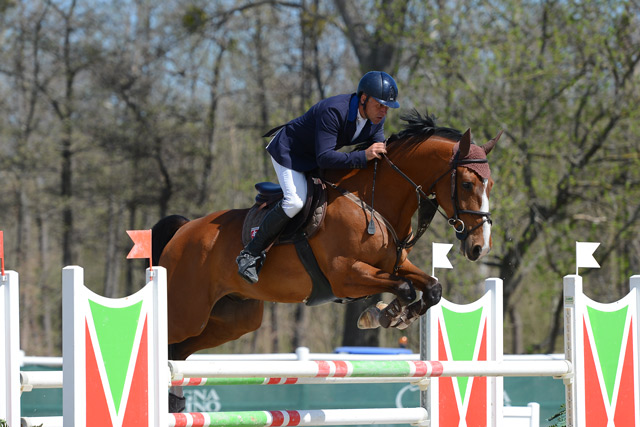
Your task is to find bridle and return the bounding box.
[382,149,492,241]
[323,147,492,274]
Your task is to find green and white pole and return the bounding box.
[169,408,430,427]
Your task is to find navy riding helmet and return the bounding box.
[357,71,400,109]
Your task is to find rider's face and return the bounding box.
[360,95,389,125]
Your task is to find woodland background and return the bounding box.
[1,0,639,357]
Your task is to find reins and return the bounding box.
[323,145,492,273]
[382,150,492,241]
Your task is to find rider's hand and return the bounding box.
[365,142,387,161]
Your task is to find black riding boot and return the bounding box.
[237,201,291,284]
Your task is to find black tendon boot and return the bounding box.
[237,201,291,284]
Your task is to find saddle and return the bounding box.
[241,175,341,306]
[241,176,326,246]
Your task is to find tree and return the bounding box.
[332,0,410,347]
[1,0,639,357]
[412,0,640,352]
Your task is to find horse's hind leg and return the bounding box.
[357,298,412,330]
[360,297,432,331]
[170,296,264,361]
[168,296,264,413]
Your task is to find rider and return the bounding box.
[236,71,400,284]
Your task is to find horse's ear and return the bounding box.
[483,130,503,155]
[459,128,472,157]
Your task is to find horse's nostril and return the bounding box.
[472,245,482,259]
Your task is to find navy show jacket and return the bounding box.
[266,93,386,172]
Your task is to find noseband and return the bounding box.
[383,149,492,241]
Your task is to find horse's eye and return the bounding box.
[462,181,473,190]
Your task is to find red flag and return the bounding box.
[126,230,152,269]
[0,230,4,276]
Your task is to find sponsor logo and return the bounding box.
[250,227,259,239]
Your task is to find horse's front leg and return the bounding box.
[395,259,442,310]
[390,259,442,329]
[330,259,417,302]
[357,259,442,330]
[329,259,417,328]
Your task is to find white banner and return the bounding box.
[432,243,453,276]
[576,241,600,274]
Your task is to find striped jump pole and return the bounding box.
[170,359,434,381]
[21,371,427,390]
[1,270,20,427]
[169,359,571,382]
[62,265,169,427]
[171,376,427,387]
[168,408,430,427]
[22,409,431,427]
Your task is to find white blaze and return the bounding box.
[481,179,491,254]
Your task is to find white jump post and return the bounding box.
[62,265,169,427]
[564,274,640,426]
[0,270,20,427]
[425,277,504,426]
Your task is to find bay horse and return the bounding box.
[152,112,500,361]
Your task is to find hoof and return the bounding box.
[392,315,418,330]
[425,282,443,307]
[379,299,404,329]
[357,301,387,329]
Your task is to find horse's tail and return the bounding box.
[151,215,190,266]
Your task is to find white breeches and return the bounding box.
[271,157,307,219]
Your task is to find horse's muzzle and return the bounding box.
[462,237,491,261]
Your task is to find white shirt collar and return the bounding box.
[356,108,367,124]
[352,109,367,141]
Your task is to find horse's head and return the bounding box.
[433,129,501,261]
